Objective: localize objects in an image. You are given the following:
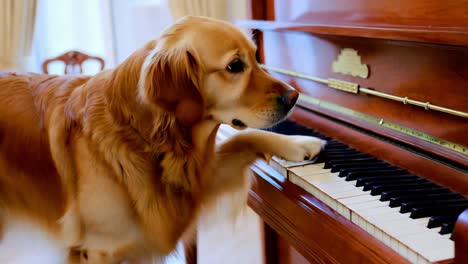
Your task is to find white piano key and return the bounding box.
[359,210,454,262]
[316,181,357,193]
[397,243,409,260]
[269,159,289,177]
[305,176,365,202]
[389,237,400,252]
[290,175,341,211]
[289,173,320,197]
[288,163,329,175]
[350,203,422,259]
[292,172,339,184]
[399,231,454,262]
[316,180,368,200]
[373,227,383,241]
[358,205,403,218]
[290,172,354,216]
[338,194,380,205]
[374,218,429,238]
[406,249,418,263]
[272,157,317,168]
[336,203,351,219]
[331,189,367,199]
[347,199,388,212]
[416,255,431,264]
[381,232,392,248]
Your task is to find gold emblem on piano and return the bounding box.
[332,48,369,78]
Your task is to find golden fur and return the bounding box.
[0,16,323,263]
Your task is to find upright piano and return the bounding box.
[218,1,468,263]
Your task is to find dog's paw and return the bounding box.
[277,136,326,162]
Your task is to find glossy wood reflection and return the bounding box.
[263,0,468,46]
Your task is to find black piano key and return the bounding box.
[370,182,437,196]
[357,175,419,187]
[427,215,459,229]
[324,141,348,148]
[268,121,329,138]
[324,154,371,163]
[380,188,451,201]
[313,154,326,163]
[323,150,360,156]
[324,158,379,169]
[370,181,437,196]
[338,166,399,178]
[326,157,378,163]
[325,153,372,161]
[323,147,350,153]
[322,151,359,158]
[390,193,464,208]
[346,169,408,181]
[365,178,428,192]
[323,147,349,152]
[410,204,468,219]
[400,199,468,213]
[330,162,388,173]
[440,221,457,235]
[324,144,354,149]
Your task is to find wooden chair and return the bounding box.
[42,50,105,74]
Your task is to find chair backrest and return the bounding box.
[42,50,105,74]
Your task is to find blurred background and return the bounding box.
[0,0,251,75]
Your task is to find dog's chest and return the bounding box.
[74,140,144,253]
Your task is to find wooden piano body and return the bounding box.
[221,1,468,263]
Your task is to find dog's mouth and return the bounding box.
[231,119,247,129]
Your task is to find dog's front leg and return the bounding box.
[207,129,325,197]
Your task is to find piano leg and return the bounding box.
[263,222,279,264]
[263,222,311,264]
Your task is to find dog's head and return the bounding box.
[139,16,298,129]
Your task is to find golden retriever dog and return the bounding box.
[0,16,324,263]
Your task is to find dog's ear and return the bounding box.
[139,42,204,126]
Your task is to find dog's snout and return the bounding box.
[280,90,299,112]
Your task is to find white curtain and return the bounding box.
[0,0,37,71]
[168,0,249,21]
[32,0,115,74]
[110,0,174,64]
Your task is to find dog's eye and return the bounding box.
[226,59,244,73]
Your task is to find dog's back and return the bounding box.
[0,73,90,234]
[0,72,65,217]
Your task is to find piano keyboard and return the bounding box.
[217,121,467,264]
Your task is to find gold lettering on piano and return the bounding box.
[332,48,369,78]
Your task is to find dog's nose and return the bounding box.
[281,90,299,112]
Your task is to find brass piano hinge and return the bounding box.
[259,64,468,119]
[327,79,359,93]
